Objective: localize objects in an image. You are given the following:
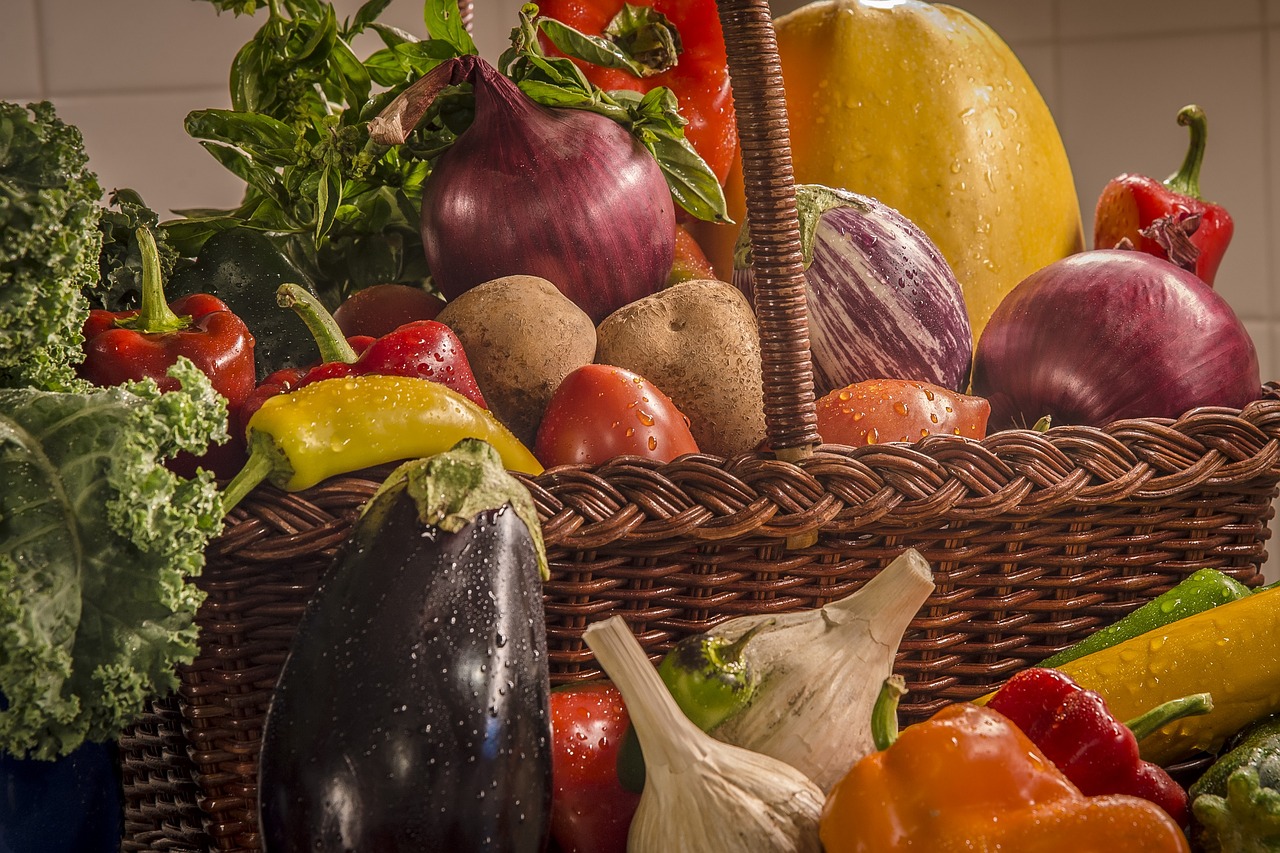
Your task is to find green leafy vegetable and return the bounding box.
[179,0,727,304]
[94,188,181,312]
[0,360,227,760]
[0,101,104,391]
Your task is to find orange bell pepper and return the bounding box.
[820,681,1189,853]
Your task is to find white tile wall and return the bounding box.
[4,0,1279,577]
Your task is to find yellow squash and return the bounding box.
[1053,585,1280,767]
[770,0,1084,348]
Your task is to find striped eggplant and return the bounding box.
[258,439,552,853]
[733,184,973,396]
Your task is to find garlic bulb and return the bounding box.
[709,547,935,791]
[582,616,823,853]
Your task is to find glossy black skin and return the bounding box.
[258,498,552,853]
[168,228,322,380]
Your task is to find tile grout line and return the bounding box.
[30,0,48,99]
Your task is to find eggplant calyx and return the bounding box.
[372,438,549,579]
[731,183,876,271]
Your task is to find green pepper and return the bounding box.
[1189,714,1280,852]
[167,227,322,380]
[616,624,764,792]
[1039,568,1253,668]
[220,374,542,511]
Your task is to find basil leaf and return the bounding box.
[315,164,342,241]
[350,0,393,33]
[649,131,730,223]
[537,19,651,78]
[424,0,477,56]
[230,36,273,114]
[184,109,298,167]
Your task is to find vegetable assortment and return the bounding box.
[4,1,1280,851]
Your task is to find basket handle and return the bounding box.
[455,0,820,458]
[715,0,820,461]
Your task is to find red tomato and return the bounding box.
[550,682,641,853]
[333,283,446,339]
[535,364,700,467]
[817,379,991,447]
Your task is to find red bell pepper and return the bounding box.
[78,227,256,477]
[549,681,641,853]
[79,227,256,406]
[536,0,737,187]
[1094,104,1234,286]
[987,667,1212,828]
[237,284,486,434]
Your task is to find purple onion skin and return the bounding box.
[971,249,1261,430]
[422,59,675,324]
[734,189,973,395]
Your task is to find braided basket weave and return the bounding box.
[119,0,1280,850]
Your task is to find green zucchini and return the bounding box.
[1040,568,1252,667]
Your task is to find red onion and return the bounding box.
[971,249,1261,429]
[733,185,972,395]
[371,55,674,323]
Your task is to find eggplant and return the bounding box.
[258,440,552,852]
[733,184,973,396]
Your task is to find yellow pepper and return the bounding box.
[770,0,1084,348]
[220,374,542,511]
[821,685,1189,853]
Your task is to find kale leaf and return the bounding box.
[0,101,104,392]
[0,360,227,760]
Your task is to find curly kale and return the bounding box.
[94,188,180,312]
[0,360,227,760]
[0,101,104,391]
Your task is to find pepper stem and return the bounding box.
[220,432,282,513]
[1126,692,1214,743]
[115,227,189,334]
[277,283,359,364]
[871,675,908,752]
[1163,105,1208,199]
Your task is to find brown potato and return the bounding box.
[436,275,596,447]
[595,279,766,457]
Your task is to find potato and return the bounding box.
[595,279,766,456]
[436,275,596,447]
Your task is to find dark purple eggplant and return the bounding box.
[258,440,551,853]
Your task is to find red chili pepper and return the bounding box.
[235,284,487,436]
[987,667,1211,828]
[537,0,737,187]
[1094,104,1234,286]
[549,681,641,853]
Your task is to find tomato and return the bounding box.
[535,364,700,467]
[816,379,991,447]
[333,283,446,339]
[549,682,641,853]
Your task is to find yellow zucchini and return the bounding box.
[1053,585,1280,766]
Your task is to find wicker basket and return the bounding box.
[119,0,1280,850]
